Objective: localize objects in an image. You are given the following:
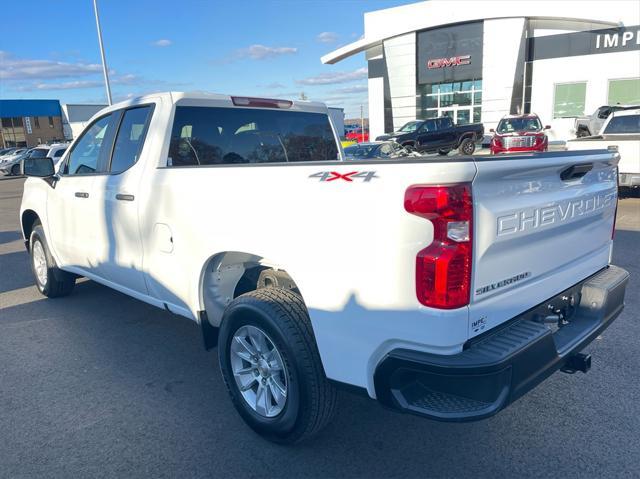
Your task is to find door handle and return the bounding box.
[74,192,89,198]
[561,163,593,181]
[115,193,135,201]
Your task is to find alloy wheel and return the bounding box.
[230,325,288,418]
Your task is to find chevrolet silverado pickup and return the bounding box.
[567,108,640,190]
[376,116,484,155]
[19,92,629,443]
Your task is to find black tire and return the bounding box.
[402,143,416,152]
[458,137,476,155]
[437,149,450,156]
[29,222,75,298]
[11,164,20,176]
[576,128,590,138]
[218,287,337,444]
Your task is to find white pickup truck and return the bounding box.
[567,108,640,190]
[19,92,629,443]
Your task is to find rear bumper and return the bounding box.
[374,265,629,422]
[619,172,640,187]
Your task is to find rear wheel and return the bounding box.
[10,164,20,176]
[437,149,451,156]
[30,222,75,297]
[218,287,337,444]
[458,138,476,155]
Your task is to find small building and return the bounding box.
[322,0,640,142]
[0,99,65,147]
[61,104,108,140]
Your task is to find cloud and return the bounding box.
[234,44,297,61]
[16,80,103,91]
[331,84,368,94]
[316,32,339,43]
[15,74,141,92]
[0,50,103,80]
[260,81,286,89]
[151,39,172,47]
[296,67,367,86]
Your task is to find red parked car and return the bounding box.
[490,114,550,154]
[345,127,369,143]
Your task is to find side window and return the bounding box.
[65,114,114,175]
[437,117,453,129]
[53,148,66,158]
[110,106,153,174]
[420,120,435,132]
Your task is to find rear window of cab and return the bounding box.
[168,106,338,166]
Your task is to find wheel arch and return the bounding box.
[197,251,303,349]
[457,132,475,146]
[21,209,40,251]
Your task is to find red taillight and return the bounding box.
[231,96,293,109]
[405,184,473,309]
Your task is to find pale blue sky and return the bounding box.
[0,0,414,117]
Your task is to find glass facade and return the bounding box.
[417,79,482,125]
[608,78,640,105]
[553,82,586,118]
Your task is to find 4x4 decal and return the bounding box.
[309,171,378,182]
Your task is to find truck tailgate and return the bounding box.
[468,150,618,338]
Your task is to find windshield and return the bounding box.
[604,114,640,134]
[28,148,48,158]
[344,144,377,158]
[398,121,421,133]
[497,117,542,133]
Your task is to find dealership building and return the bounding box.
[322,0,640,141]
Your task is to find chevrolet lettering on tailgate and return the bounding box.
[497,192,616,236]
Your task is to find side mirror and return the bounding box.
[22,157,55,177]
[489,128,495,133]
[544,125,551,130]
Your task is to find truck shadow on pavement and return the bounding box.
[0,250,36,293]
[1,230,639,477]
[0,230,22,245]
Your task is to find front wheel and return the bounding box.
[10,164,20,176]
[218,288,337,444]
[458,138,476,155]
[30,223,75,297]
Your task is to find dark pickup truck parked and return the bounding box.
[376,117,484,155]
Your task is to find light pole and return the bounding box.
[360,104,364,143]
[93,0,113,105]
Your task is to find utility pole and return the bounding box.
[93,0,113,105]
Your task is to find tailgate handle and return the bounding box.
[561,163,593,181]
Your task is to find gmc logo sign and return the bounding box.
[427,55,471,69]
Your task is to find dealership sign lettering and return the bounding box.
[427,55,471,69]
[595,29,640,49]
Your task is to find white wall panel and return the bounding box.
[481,18,526,131]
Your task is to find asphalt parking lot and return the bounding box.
[1,176,639,479]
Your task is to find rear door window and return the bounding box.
[110,106,153,174]
[168,106,337,166]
